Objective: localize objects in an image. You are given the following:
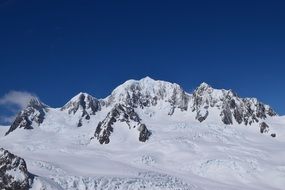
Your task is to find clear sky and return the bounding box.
[0,0,285,124]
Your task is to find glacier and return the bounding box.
[0,77,284,190]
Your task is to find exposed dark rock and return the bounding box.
[168,87,189,115]
[61,92,101,127]
[138,124,151,142]
[95,120,114,144]
[62,93,100,115]
[271,133,276,138]
[221,108,233,125]
[191,82,277,125]
[256,103,267,119]
[0,148,32,190]
[85,114,90,120]
[266,107,276,117]
[77,119,83,127]
[5,98,48,136]
[196,110,209,122]
[94,104,151,144]
[233,108,243,124]
[260,122,270,134]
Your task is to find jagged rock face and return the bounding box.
[94,104,151,144]
[138,124,151,142]
[5,98,48,135]
[105,77,190,115]
[260,122,270,133]
[62,92,101,117]
[191,83,277,125]
[61,93,101,127]
[0,148,31,190]
[191,83,215,122]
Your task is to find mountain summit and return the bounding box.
[5,97,48,135]
[191,82,276,125]
[105,77,189,115]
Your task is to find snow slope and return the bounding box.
[1,111,285,189]
[0,78,284,190]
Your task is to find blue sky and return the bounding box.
[0,0,285,124]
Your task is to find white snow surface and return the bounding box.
[0,108,285,190]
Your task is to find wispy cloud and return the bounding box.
[0,115,16,124]
[0,91,36,124]
[0,91,35,108]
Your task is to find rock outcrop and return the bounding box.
[260,122,270,133]
[61,92,101,127]
[0,148,32,190]
[94,104,151,144]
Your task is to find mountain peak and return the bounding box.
[191,82,277,125]
[199,82,211,88]
[195,82,213,92]
[139,76,155,83]
[61,92,101,125]
[26,97,47,108]
[113,77,160,92]
[106,77,189,114]
[111,77,181,95]
[5,97,48,136]
[68,92,94,102]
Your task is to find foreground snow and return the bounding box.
[1,113,285,190]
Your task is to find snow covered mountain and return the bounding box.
[5,98,48,136]
[104,77,190,115]
[0,77,284,190]
[191,82,276,125]
[61,92,101,127]
[4,77,277,140]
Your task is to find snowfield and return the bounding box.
[0,78,284,190]
[1,113,285,190]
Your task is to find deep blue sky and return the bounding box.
[0,0,285,120]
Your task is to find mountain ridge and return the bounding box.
[4,77,277,141]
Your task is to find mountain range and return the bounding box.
[5,77,277,139]
[1,77,284,190]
